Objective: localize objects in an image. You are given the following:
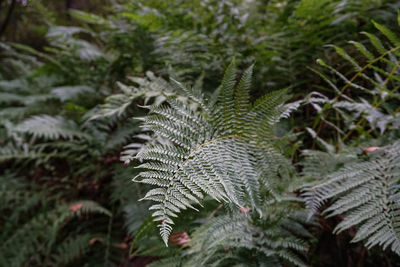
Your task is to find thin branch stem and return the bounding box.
[0,0,16,39]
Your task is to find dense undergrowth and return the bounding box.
[1,0,400,266]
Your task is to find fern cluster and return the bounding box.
[2,1,400,266]
[0,33,167,266]
[0,174,111,266]
[298,14,400,258]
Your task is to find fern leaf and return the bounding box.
[372,20,400,47]
[15,115,89,140]
[361,32,387,55]
[234,64,253,133]
[51,85,94,101]
[217,59,237,135]
[303,141,400,255]
[187,210,309,267]
[51,234,92,266]
[133,64,294,245]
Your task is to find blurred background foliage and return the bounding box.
[1,0,400,266]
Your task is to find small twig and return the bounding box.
[104,206,115,264]
[0,0,16,39]
[207,204,223,219]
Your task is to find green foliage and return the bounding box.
[309,16,400,145]
[300,8,400,261]
[1,1,400,266]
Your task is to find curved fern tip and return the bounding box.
[316,59,326,66]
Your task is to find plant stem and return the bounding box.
[0,0,16,39]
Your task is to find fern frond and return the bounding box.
[0,92,25,104]
[187,209,309,267]
[248,88,292,142]
[15,115,89,140]
[303,141,400,255]
[133,63,296,245]
[0,197,110,266]
[372,20,400,48]
[234,64,253,133]
[105,120,141,150]
[90,71,174,121]
[51,234,92,266]
[170,78,209,113]
[216,59,237,135]
[300,149,358,180]
[0,143,47,162]
[51,85,94,101]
